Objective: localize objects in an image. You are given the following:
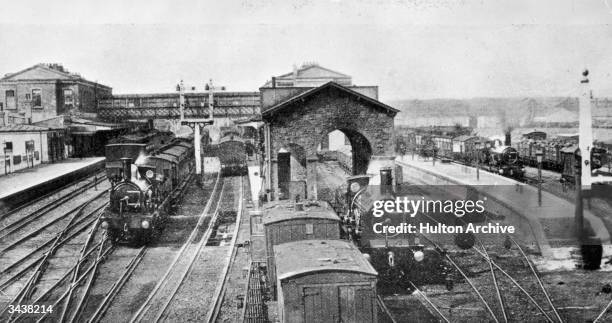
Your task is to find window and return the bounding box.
[25,93,31,100]
[3,141,13,152]
[31,89,42,108]
[5,90,16,110]
[63,89,74,105]
[25,140,35,152]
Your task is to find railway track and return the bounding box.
[0,171,107,223]
[0,190,109,314]
[365,178,569,323]
[0,191,110,322]
[128,175,244,323]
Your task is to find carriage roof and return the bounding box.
[263,200,339,224]
[274,240,377,280]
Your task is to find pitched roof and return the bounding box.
[1,64,77,81]
[262,81,399,117]
[276,64,350,79]
[1,64,111,89]
[262,64,352,87]
[0,124,51,132]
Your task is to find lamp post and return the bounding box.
[535,147,543,206]
[432,144,436,166]
[476,142,481,181]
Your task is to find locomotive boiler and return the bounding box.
[101,137,194,243]
[484,145,525,179]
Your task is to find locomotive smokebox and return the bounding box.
[121,157,132,181]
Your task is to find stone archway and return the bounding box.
[262,82,398,200]
[316,128,372,176]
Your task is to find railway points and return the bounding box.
[397,156,611,255]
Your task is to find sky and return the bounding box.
[0,0,611,101]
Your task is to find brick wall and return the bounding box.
[0,82,59,123]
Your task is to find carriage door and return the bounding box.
[302,286,338,322]
[339,285,375,323]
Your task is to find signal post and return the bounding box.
[178,79,218,178]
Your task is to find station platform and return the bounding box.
[247,162,262,205]
[0,157,105,209]
[396,156,611,258]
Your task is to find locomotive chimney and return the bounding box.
[379,167,393,195]
[505,131,511,146]
[121,157,132,181]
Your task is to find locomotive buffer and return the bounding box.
[178,79,220,175]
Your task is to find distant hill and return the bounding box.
[386,97,612,127]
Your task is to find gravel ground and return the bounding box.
[95,175,217,322]
[161,176,242,322]
[216,177,252,322]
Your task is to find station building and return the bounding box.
[260,64,398,201]
[0,63,112,124]
[0,124,67,175]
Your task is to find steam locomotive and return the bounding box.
[334,173,454,293]
[203,127,249,177]
[101,136,194,243]
[480,145,525,179]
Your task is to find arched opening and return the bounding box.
[276,143,307,200]
[315,128,372,204]
[316,128,372,176]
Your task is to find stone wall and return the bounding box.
[266,86,395,158]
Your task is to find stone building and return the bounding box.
[261,81,398,201]
[262,62,352,88]
[0,63,112,124]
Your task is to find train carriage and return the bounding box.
[560,144,609,184]
[431,135,453,160]
[216,133,248,176]
[274,240,378,323]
